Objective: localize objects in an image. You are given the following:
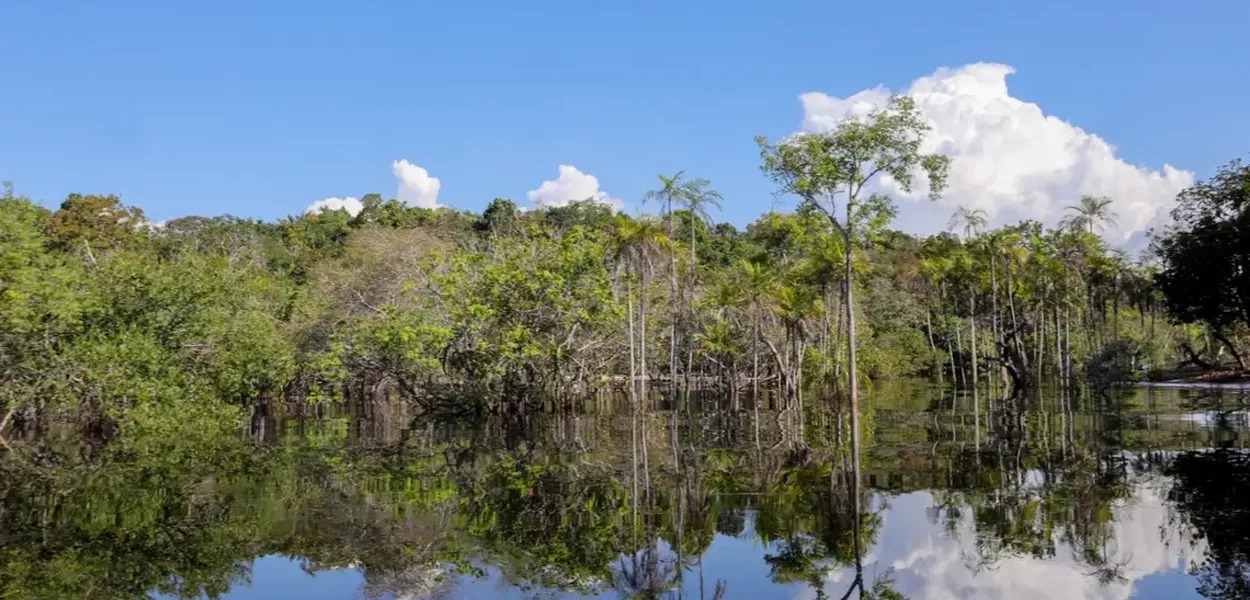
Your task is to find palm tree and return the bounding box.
[613,215,673,405]
[770,283,820,407]
[1061,195,1116,235]
[675,177,722,384]
[645,172,722,385]
[741,260,775,400]
[614,215,670,500]
[948,205,988,240]
[674,178,723,271]
[642,171,687,220]
[644,172,689,385]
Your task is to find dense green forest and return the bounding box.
[2,98,1249,441]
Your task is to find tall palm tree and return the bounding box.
[614,215,670,499]
[675,178,723,270]
[642,171,687,220]
[741,260,775,400]
[675,177,722,384]
[644,172,689,384]
[948,205,988,240]
[613,215,672,405]
[1062,195,1116,235]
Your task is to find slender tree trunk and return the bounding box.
[991,258,1003,386]
[833,286,845,385]
[925,303,941,384]
[1064,305,1073,386]
[823,283,833,376]
[970,283,979,391]
[954,305,966,388]
[844,200,861,503]
[669,201,678,388]
[1113,273,1120,342]
[1035,305,1044,382]
[631,386,639,528]
[687,219,698,387]
[1054,305,1063,384]
[641,263,653,495]
[1006,258,1021,346]
[627,275,638,406]
[690,216,697,274]
[628,270,642,518]
[641,268,649,406]
[641,411,651,495]
[942,283,957,386]
[752,307,760,400]
[795,337,806,412]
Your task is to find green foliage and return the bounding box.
[474,197,520,235]
[1,189,296,426]
[44,192,147,252]
[0,152,1230,428]
[1155,159,1250,368]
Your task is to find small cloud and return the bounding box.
[527,165,621,209]
[305,196,364,217]
[392,159,441,208]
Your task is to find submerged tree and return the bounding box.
[757,95,950,489]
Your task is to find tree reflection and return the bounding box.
[0,384,1246,599]
[1167,448,1250,599]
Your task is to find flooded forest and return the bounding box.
[3,102,1250,599]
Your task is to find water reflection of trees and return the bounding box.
[0,385,1249,599]
[1167,448,1250,599]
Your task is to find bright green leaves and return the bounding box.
[344,309,452,376]
[431,224,619,387]
[757,94,950,238]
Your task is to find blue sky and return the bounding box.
[2,0,1247,240]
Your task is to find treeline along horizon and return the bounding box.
[2,100,1248,431]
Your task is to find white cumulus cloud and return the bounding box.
[527,165,621,209]
[304,196,364,217]
[392,159,441,208]
[798,63,1194,245]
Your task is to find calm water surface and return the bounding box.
[4,382,1249,599]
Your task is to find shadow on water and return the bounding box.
[1,381,1249,599]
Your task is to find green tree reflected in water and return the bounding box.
[0,382,1247,599]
